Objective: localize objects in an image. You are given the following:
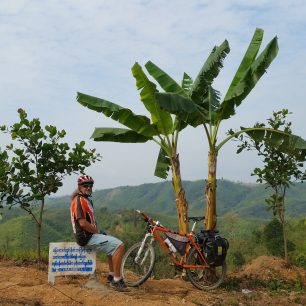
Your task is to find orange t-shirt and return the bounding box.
[70,194,96,246]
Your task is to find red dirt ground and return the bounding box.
[1,256,306,306]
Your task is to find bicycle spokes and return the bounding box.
[186,248,226,290]
[121,242,155,287]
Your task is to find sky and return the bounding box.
[0,0,306,196]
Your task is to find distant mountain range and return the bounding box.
[1,179,306,251]
[46,179,306,219]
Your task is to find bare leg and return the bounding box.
[111,243,125,278]
[108,255,114,273]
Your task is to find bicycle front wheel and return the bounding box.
[186,248,226,290]
[121,242,155,287]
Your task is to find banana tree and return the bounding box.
[77,63,191,233]
[151,28,298,230]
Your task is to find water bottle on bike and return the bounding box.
[164,238,177,254]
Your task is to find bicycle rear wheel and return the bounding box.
[186,247,226,290]
[121,242,155,287]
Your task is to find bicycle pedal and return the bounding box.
[174,264,183,271]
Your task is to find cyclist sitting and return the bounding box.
[70,174,129,292]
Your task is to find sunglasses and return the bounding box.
[81,184,93,188]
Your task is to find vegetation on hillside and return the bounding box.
[3,179,306,222]
[1,199,306,277]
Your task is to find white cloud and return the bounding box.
[0,0,306,195]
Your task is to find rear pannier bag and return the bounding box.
[196,230,229,266]
[165,232,189,255]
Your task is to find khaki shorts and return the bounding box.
[86,233,123,256]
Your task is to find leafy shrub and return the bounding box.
[293,253,306,269]
[263,218,295,256]
[232,251,246,268]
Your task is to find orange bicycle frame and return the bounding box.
[151,226,210,269]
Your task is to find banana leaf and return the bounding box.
[240,128,306,152]
[225,28,264,100]
[91,127,151,143]
[155,92,208,127]
[181,73,193,93]
[145,61,187,96]
[77,92,157,137]
[191,40,230,105]
[217,35,278,120]
[206,86,221,125]
[132,63,173,136]
[154,148,170,179]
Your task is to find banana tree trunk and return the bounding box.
[205,150,218,230]
[170,154,189,234]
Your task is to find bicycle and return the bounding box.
[121,210,227,290]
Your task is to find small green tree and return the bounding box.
[0,109,101,258]
[232,251,246,268]
[234,109,306,262]
[263,218,295,257]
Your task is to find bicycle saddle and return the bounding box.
[187,216,205,222]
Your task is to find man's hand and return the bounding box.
[78,219,99,234]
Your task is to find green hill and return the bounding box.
[48,179,305,218]
[3,179,306,222]
[1,179,306,254]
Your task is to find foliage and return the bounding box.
[263,218,295,256]
[77,29,306,233]
[0,109,101,206]
[0,249,49,264]
[5,179,306,224]
[224,275,304,293]
[2,201,306,278]
[232,251,246,268]
[233,109,306,262]
[257,277,303,292]
[0,109,101,258]
[293,254,306,269]
[77,61,192,232]
[2,179,306,273]
[151,28,298,230]
[0,151,13,214]
[235,109,306,195]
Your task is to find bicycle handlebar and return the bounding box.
[136,210,149,221]
[136,210,204,228]
[136,210,162,226]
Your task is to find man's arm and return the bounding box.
[78,219,99,234]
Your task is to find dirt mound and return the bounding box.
[1,258,306,306]
[237,255,306,284]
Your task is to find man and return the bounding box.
[70,174,129,292]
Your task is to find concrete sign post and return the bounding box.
[48,242,96,284]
